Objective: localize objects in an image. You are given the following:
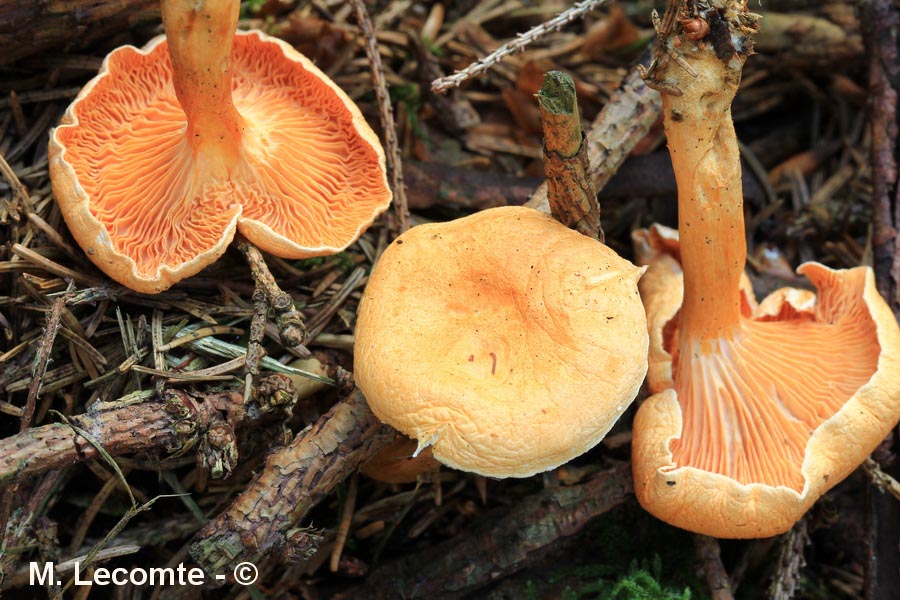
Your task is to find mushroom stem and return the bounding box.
[649,1,755,342]
[663,52,746,341]
[161,0,244,169]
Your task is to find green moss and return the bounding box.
[556,556,692,600]
[551,503,706,599]
[486,504,710,600]
[334,252,355,272]
[240,0,265,18]
[292,256,326,270]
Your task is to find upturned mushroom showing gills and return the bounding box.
[632,0,900,538]
[354,206,648,479]
[49,0,390,293]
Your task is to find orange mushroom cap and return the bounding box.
[360,437,442,485]
[49,1,390,293]
[354,206,648,478]
[633,225,900,538]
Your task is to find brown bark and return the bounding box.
[768,518,810,600]
[538,70,602,241]
[342,462,632,599]
[0,0,158,66]
[0,375,296,484]
[861,3,900,599]
[693,535,734,600]
[863,0,900,317]
[189,389,395,577]
[0,402,178,484]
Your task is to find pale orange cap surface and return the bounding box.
[632,225,900,538]
[354,206,648,478]
[50,12,390,293]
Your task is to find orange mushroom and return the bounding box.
[632,1,900,538]
[354,206,648,478]
[49,0,390,293]
[360,437,442,485]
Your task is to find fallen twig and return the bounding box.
[189,389,395,577]
[350,0,409,233]
[862,0,900,317]
[767,517,810,600]
[0,375,297,484]
[431,0,609,94]
[404,160,541,210]
[0,150,30,220]
[694,534,734,600]
[404,154,765,211]
[864,457,900,502]
[408,32,479,135]
[861,3,900,598]
[0,471,66,589]
[330,472,359,572]
[21,296,65,431]
[234,235,308,351]
[0,0,155,65]
[538,70,602,241]
[527,50,662,213]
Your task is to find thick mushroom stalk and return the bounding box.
[161,0,244,170]
[664,49,745,342]
[632,0,900,538]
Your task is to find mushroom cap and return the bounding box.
[354,206,648,478]
[49,31,390,293]
[632,225,900,538]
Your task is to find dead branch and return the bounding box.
[694,534,734,600]
[861,3,900,597]
[408,32,480,136]
[862,0,900,317]
[538,70,602,241]
[864,457,900,501]
[21,296,64,431]
[0,374,297,485]
[189,389,395,577]
[768,518,810,600]
[342,461,632,599]
[404,160,541,211]
[235,235,307,351]
[527,50,662,213]
[404,154,765,212]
